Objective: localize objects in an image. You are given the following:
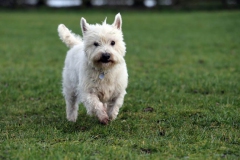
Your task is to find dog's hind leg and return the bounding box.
[64,90,79,122]
[62,65,80,122]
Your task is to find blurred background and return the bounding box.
[1,0,239,9]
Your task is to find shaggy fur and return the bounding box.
[58,13,128,125]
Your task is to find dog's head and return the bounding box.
[81,13,126,70]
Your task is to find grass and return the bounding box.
[0,9,240,159]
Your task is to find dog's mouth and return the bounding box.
[99,58,113,64]
[93,53,115,67]
[97,53,114,64]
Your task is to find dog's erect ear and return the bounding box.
[112,13,122,30]
[102,17,107,25]
[81,17,88,34]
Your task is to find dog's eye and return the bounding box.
[111,41,115,46]
[94,42,99,47]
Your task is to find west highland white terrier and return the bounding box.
[57,13,128,125]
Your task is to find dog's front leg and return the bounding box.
[107,92,125,120]
[83,93,109,125]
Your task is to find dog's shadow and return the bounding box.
[59,112,100,133]
[21,104,102,134]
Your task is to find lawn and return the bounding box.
[0,9,240,159]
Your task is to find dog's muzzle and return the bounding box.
[100,53,111,63]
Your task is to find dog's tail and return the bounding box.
[58,24,82,48]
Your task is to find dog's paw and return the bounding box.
[108,114,117,121]
[107,108,119,121]
[99,117,110,125]
[67,113,78,122]
[67,117,77,122]
[97,110,109,125]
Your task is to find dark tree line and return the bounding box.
[0,0,239,9]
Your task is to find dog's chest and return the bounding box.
[89,74,117,102]
[92,83,115,103]
[96,87,114,103]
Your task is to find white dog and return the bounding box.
[57,13,128,125]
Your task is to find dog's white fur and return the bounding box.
[58,13,128,124]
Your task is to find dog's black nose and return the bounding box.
[100,53,111,63]
[102,53,110,60]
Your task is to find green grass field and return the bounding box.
[0,9,240,159]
